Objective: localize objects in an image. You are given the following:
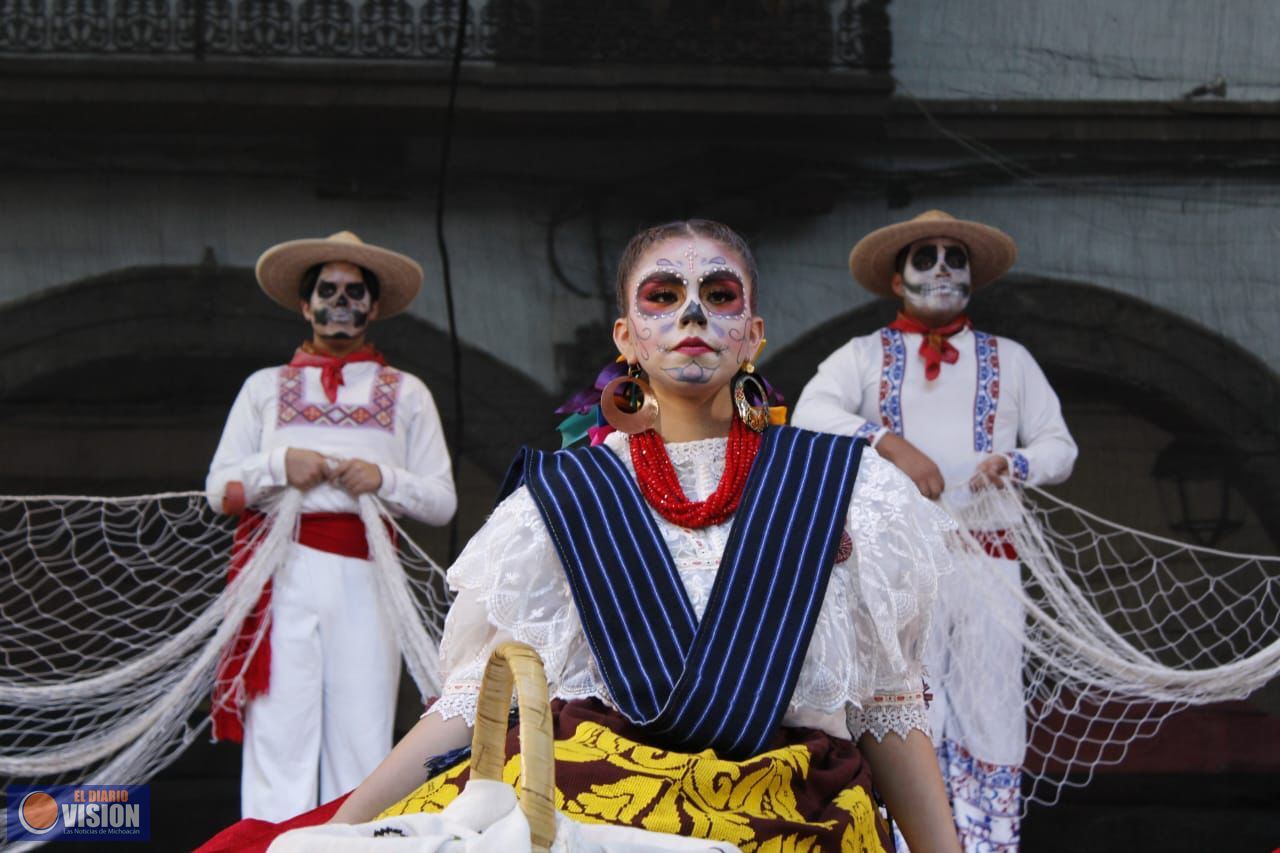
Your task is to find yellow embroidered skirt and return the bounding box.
[381,699,889,852]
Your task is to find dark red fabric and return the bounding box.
[195,793,349,853]
[439,698,890,850]
[289,345,387,403]
[211,512,378,743]
[297,512,375,559]
[972,529,1018,560]
[211,509,271,743]
[888,312,972,381]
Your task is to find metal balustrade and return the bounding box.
[0,0,888,68]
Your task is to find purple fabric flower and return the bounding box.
[555,360,629,415]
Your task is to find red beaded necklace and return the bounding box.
[629,417,762,529]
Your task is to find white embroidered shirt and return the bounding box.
[206,360,456,524]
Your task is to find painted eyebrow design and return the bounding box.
[698,268,744,282]
[637,270,688,285]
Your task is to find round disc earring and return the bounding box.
[733,372,770,433]
[599,367,659,434]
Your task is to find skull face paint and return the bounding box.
[305,261,374,340]
[626,238,758,388]
[900,237,972,321]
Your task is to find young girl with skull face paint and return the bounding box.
[204,221,959,853]
[793,211,1078,852]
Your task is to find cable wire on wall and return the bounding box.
[435,0,468,560]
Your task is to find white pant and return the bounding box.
[924,552,1025,852]
[241,543,401,821]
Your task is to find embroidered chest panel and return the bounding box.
[876,329,1001,451]
[972,332,1000,452]
[276,366,401,433]
[877,328,907,435]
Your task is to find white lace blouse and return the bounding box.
[426,431,955,743]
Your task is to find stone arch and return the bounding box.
[0,265,559,520]
[764,274,1280,547]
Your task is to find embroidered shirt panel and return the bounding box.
[878,329,907,435]
[276,365,402,432]
[972,332,1000,453]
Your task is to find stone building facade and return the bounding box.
[1,2,1277,845]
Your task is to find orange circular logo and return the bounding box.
[19,791,59,834]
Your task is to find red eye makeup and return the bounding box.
[634,273,687,315]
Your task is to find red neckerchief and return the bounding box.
[288,343,386,403]
[887,312,972,381]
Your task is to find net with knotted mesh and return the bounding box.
[1,482,1277,839]
[941,484,1280,814]
[0,489,450,800]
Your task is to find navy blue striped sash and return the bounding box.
[501,426,864,759]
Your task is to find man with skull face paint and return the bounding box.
[792,211,1077,852]
[207,231,456,821]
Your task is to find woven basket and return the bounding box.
[471,641,557,852]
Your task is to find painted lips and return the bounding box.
[673,337,716,355]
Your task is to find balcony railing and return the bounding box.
[0,0,888,69]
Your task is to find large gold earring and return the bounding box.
[600,364,659,434]
[733,372,770,433]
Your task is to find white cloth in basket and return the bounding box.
[267,780,742,852]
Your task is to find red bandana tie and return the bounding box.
[288,345,387,403]
[888,312,972,381]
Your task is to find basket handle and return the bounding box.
[470,641,556,851]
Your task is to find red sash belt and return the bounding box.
[212,511,390,743]
[972,529,1017,560]
[296,511,374,559]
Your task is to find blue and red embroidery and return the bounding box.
[938,737,1022,851]
[277,366,401,432]
[853,422,883,443]
[878,329,907,435]
[1009,451,1029,482]
[973,332,1000,452]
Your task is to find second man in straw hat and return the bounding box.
[792,210,1077,851]
[206,231,457,821]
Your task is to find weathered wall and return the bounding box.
[2,171,1277,397]
[759,179,1280,374]
[892,0,1280,101]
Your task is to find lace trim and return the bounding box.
[421,682,615,726]
[847,693,932,742]
[423,689,480,725]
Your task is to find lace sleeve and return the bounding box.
[844,448,955,741]
[424,486,586,726]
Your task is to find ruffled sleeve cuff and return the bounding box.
[847,689,931,743]
[422,660,485,725]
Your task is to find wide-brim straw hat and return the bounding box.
[849,210,1017,298]
[256,230,423,317]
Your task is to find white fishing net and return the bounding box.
[1,482,1276,843]
[0,489,450,799]
[935,483,1280,817]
